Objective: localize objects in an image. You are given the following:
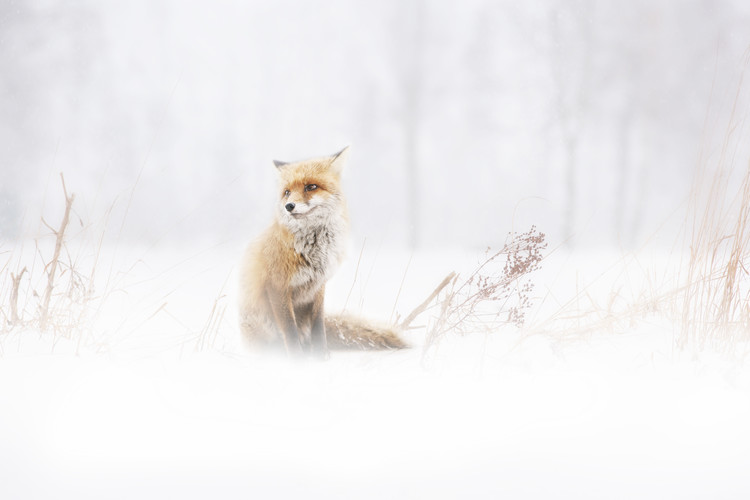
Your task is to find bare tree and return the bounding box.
[390,0,425,249]
[548,0,596,245]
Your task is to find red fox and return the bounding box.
[238,147,406,356]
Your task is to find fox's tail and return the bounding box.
[325,315,407,350]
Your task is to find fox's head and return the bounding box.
[274,146,349,228]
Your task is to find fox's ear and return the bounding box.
[329,146,350,173]
[273,160,288,169]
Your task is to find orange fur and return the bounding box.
[238,147,407,356]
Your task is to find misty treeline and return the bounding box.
[1,0,749,249]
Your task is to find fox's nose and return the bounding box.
[285,202,296,212]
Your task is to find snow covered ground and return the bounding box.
[1,243,750,499]
[3,2,749,497]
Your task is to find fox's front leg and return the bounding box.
[310,286,328,357]
[266,287,302,355]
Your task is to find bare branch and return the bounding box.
[9,267,27,325]
[399,272,456,330]
[415,226,548,353]
[40,174,75,331]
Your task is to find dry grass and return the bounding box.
[39,174,75,331]
[1,173,240,357]
[1,175,104,350]
[678,90,750,348]
[529,58,750,352]
[194,271,231,352]
[658,56,750,350]
[401,226,548,353]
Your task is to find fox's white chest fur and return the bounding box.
[285,206,347,306]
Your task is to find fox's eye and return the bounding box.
[283,190,290,197]
[305,184,318,192]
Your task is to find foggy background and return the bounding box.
[4,4,750,498]
[2,0,750,250]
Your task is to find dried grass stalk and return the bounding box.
[403,226,547,351]
[9,267,27,325]
[40,174,75,331]
[679,158,750,348]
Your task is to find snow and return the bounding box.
[2,3,750,497]
[2,245,749,499]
